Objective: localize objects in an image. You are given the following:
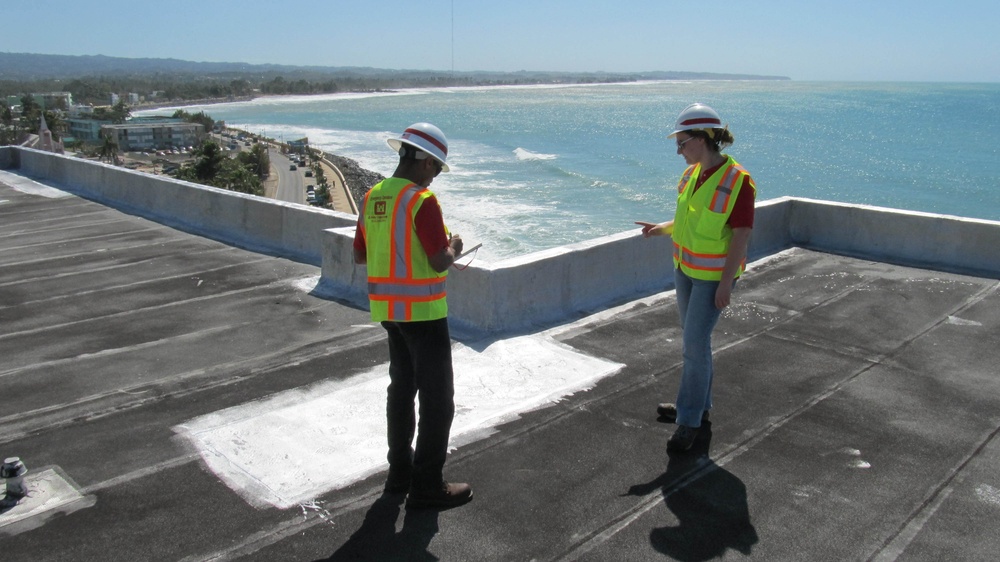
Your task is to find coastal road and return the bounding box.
[215,131,355,212]
[210,133,306,205]
[269,149,307,204]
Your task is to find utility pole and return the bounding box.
[451,0,455,75]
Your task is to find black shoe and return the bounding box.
[405,482,473,509]
[384,466,412,494]
[667,425,699,452]
[656,403,710,424]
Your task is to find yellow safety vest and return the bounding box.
[671,155,755,281]
[358,177,448,322]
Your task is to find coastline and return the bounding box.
[127,79,725,199]
[133,95,259,112]
[131,77,795,113]
[133,93,394,201]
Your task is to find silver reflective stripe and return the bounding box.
[368,279,447,297]
[391,185,423,277]
[709,166,738,213]
[392,301,406,319]
[679,168,694,193]
[680,248,726,270]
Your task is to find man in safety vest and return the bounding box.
[353,122,472,509]
[636,103,756,452]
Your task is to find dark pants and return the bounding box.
[381,318,455,490]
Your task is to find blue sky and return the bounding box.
[5,0,999,82]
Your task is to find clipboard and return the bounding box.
[455,242,482,261]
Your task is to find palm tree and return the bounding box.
[99,134,120,165]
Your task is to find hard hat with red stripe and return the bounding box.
[387,122,450,172]
[667,103,723,138]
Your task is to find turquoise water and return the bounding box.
[144,81,1000,261]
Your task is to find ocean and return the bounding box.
[141,81,1000,262]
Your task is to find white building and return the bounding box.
[100,121,205,151]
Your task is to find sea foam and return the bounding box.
[514,147,558,161]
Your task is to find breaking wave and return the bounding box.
[513,147,557,161]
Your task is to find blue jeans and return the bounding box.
[673,269,733,428]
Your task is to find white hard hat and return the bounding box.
[667,103,723,138]
[387,122,450,172]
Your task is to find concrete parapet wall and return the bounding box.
[446,230,677,334]
[5,147,999,336]
[0,146,15,169]
[787,198,1000,278]
[321,197,801,335]
[2,146,357,265]
[322,195,1000,336]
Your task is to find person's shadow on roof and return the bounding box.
[316,493,440,561]
[625,422,758,561]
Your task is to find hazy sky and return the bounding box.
[6,0,999,82]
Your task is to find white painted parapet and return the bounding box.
[1,147,357,266]
[787,198,1000,278]
[319,225,677,336]
[5,147,999,336]
[321,196,1000,335]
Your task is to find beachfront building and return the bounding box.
[287,137,309,155]
[66,117,113,142]
[100,121,205,151]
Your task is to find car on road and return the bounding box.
[289,164,297,171]
[304,170,313,177]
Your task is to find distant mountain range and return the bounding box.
[0,52,790,82]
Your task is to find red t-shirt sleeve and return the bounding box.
[353,218,366,254]
[414,195,450,257]
[727,176,755,229]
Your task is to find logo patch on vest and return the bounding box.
[374,201,387,215]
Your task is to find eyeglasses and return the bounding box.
[432,160,443,175]
[676,136,697,150]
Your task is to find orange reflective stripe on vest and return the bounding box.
[369,277,447,321]
[708,164,743,213]
[672,242,730,274]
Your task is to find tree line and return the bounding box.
[0,52,789,107]
[0,70,656,107]
[172,140,269,197]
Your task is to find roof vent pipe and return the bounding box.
[2,457,28,499]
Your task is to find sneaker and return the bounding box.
[405,482,473,510]
[667,425,699,452]
[383,467,412,494]
[656,403,710,424]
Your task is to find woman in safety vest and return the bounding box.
[353,122,473,509]
[636,103,756,452]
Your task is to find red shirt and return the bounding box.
[354,193,449,258]
[691,160,755,229]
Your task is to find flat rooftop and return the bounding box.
[2,177,999,561]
